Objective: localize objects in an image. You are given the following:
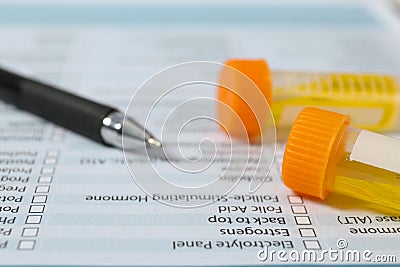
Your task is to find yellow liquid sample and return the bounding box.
[272,74,400,131]
[332,153,400,210]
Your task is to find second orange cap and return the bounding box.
[217,59,272,140]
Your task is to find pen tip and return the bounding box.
[146,136,162,148]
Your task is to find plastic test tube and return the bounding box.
[217,59,400,141]
[282,107,400,210]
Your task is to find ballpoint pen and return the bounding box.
[0,66,162,150]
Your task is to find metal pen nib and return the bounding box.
[147,136,162,148]
[100,110,163,151]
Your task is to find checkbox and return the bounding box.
[295,216,312,225]
[38,176,53,183]
[25,215,42,224]
[35,185,50,193]
[22,228,39,237]
[32,195,47,203]
[18,240,36,250]
[291,205,307,214]
[44,157,57,165]
[54,127,64,134]
[51,135,63,142]
[303,240,321,250]
[41,167,55,174]
[46,150,59,157]
[299,228,316,237]
[288,195,304,204]
[29,205,45,213]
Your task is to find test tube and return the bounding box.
[217,59,400,141]
[282,107,400,210]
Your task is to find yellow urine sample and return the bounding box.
[332,153,400,210]
[272,72,400,132]
[282,107,400,211]
[217,59,400,143]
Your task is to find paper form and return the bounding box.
[0,0,400,265]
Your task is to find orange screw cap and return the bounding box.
[282,107,350,199]
[217,59,272,140]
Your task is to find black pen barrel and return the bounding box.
[0,67,115,143]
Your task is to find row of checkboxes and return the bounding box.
[19,214,42,249]
[288,195,321,250]
[18,214,43,249]
[289,196,310,223]
[18,149,59,251]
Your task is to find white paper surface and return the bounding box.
[0,0,400,265]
